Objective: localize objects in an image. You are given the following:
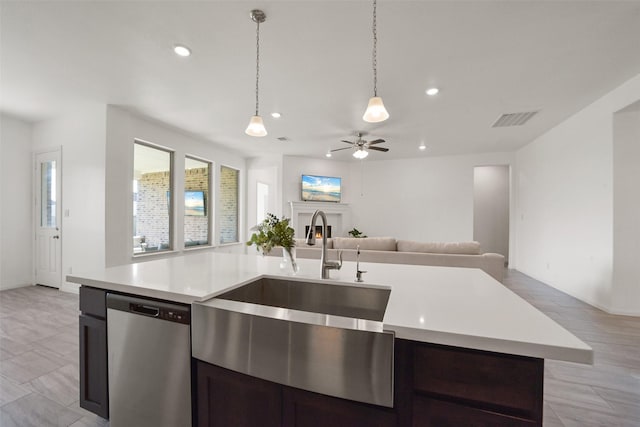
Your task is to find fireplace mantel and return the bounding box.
[289,201,350,238]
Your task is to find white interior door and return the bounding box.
[35,149,62,288]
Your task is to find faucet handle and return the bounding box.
[335,250,343,270]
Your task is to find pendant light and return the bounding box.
[363,0,389,123]
[245,9,267,137]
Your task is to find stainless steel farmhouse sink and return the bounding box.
[192,276,395,407]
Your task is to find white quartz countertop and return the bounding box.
[67,252,592,364]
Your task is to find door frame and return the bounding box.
[33,147,63,288]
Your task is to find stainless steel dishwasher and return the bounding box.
[106,294,192,427]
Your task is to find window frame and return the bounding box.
[183,154,214,251]
[132,139,175,257]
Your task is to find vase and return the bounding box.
[280,247,298,274]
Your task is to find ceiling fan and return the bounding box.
[330,132,389,159]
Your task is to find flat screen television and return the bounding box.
[185,190,206,216]
[301,175,341,202]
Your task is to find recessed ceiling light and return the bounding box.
[419,143,427,151]
[325,152,332,158]
[174,45,191,57]
[425,88,439,96]
[271,112,281,119]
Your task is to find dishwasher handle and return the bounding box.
[130,304,160,317]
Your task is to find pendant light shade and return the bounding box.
[363,96,389,123]
[246,10,267,137]
[363,0,389,123]
[353,147,369,159]
[245,115,267,137]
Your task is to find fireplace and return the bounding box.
[289,201,349,239]
[305,225,332,239]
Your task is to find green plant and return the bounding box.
[348,227,368,238]
[247,213,296,255]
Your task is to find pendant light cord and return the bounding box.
[372,0,378,97]
[255,19,261,116]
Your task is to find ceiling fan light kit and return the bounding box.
[330,131,389,159]
[363,0,389,123]
[245,9,268,137]
[353,147,369,159]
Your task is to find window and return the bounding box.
[40,160,57,228]
[184,157,211,248]
[219,165,239,244]
[133,141,173,254]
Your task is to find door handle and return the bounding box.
[53,235,60,239]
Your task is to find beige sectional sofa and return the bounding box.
[272,237,505,282]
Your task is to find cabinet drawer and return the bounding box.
[79,286,106,318]
[283,387,396,427]
[413,396,538,427]
[413,343,543,415]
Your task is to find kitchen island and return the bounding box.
[68,252,592,426]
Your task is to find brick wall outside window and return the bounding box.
[219,166,239,244]
[137,171,171,249]
[185,167,209,245]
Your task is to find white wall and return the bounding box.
[473,165,510,260]
[514,73,640,314]
[282,156,352,215]
[612,106,640,315]
[0,114,33,290]
[32,105,107,293]
[346,153,514,243]
[247,155,282,230]
[105,106,247,267]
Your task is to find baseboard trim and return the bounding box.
[0,283,32,291]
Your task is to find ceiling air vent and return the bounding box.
[492,111,538,127]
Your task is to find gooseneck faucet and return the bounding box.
[306,209,342,279]
[355,245,367,282]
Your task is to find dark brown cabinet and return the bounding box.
[283,387,396,427]
[412,396,538,427]
[78,286,109,419]
[197,361,281,427]
[403,340,543,427]
[196,339,543,427]
[196,362,396,427]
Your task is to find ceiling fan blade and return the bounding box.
[340,140,355,145]
[367,139,386,145]
[330,147,353,152]
[368,146,389,152]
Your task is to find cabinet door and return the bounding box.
[197,361,281,427]
[79,314,108,419]
[413,396,537,427]
[283,387,396,427]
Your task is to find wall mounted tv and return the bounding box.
[301,175,341,202]
[185,190,206,216]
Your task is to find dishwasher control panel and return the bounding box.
[107,293,190,325]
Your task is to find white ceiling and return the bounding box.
[2,1,640,160]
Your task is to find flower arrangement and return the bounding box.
[247,213,296,256]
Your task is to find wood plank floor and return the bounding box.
[0,270,638,426]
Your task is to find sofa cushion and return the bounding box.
[332,237,397,251]
[397,240,481,255]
